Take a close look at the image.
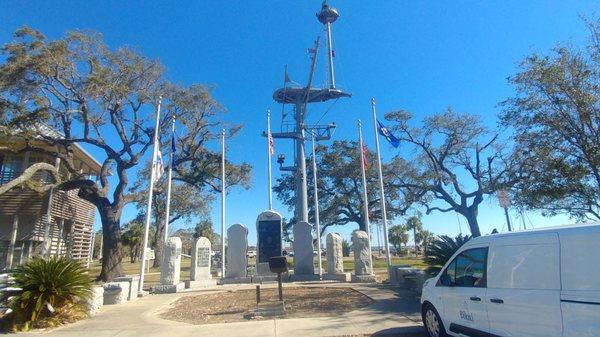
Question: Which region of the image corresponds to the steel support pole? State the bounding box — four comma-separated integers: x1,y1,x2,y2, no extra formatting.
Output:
504,207,512,232
267,110,273,210
221,128,226,278
163,115,176,243
295,103,309,223
325,22,336,88
358,120,374,271
139,98,162,294
311,133,322,278
371,98,392,268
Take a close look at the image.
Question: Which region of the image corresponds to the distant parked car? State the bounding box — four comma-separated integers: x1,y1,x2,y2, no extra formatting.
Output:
420,224,600,337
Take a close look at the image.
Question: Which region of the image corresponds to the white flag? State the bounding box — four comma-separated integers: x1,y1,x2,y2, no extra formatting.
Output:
153,150,164,182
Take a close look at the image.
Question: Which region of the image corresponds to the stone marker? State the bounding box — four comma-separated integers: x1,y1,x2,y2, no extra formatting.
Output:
86,285,104,315
114,275,139,301
226,224,248,278
256,210,283,276
351,230,376,283
326,233,344,274
154,237,185,293
191,237,212,281
322,232,351,282
161,236,182,285
293,221,314,276
103,281,129,305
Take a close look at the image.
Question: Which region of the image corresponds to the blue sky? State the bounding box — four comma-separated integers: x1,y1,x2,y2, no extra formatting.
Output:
2,1,598,244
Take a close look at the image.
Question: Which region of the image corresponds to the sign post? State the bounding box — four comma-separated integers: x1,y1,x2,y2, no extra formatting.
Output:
497,190,512,232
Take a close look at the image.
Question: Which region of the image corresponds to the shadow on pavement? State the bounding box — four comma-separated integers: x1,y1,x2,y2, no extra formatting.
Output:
371,326,426,336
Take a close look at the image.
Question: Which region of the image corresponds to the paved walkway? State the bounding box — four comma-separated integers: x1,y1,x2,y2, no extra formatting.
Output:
20,283,425,337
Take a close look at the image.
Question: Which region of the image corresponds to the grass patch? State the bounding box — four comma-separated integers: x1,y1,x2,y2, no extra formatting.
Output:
88,254,427,287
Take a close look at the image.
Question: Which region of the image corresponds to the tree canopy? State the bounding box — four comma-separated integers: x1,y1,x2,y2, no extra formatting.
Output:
273,140,415,236
501,19,600,221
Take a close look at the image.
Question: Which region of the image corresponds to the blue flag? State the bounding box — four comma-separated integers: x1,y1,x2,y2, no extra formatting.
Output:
377,120,400,148
171,132,177,153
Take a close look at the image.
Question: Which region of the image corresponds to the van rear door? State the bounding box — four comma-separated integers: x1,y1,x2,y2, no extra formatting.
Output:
559,226,600,337
486,233,561,337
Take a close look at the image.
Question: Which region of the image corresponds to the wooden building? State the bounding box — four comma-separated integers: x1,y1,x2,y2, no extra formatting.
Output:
0,136,101,270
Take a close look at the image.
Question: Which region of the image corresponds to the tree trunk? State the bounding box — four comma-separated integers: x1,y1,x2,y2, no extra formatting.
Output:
464,211,482,237
358,215,367,232
413,228,417,257
152,226,163,268
98,209,124,281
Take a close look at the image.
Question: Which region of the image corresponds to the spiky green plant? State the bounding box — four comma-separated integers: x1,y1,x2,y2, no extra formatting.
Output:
424,234,471,269
7,256,92,329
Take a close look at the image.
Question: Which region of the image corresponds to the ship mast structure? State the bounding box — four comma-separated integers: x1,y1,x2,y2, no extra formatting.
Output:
269,1,351,223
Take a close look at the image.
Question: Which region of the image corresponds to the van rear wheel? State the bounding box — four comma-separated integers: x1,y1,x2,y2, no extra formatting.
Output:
422,303,447,337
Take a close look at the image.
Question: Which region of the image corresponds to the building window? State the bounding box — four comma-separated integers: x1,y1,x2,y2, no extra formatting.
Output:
0,154,23,183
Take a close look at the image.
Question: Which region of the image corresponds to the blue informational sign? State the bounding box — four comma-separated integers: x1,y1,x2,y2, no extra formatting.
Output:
258,220,282,263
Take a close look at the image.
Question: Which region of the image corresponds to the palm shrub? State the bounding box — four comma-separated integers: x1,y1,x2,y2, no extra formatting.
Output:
424,234,471,273
5,256,92,330
341,239,351,257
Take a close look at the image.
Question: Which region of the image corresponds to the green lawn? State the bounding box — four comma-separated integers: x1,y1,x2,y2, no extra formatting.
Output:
88,253,426,288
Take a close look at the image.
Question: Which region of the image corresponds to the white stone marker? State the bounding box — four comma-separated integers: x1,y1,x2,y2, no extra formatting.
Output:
161,236,182,285
226,224,248,278
293,221,314,276
326,233,344,274
191,237,212,281
351,230,376,283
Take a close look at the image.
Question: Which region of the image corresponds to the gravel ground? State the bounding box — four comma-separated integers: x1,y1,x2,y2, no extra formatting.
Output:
160,286,375,324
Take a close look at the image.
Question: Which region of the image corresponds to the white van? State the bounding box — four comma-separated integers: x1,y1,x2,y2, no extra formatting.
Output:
420,224,600,337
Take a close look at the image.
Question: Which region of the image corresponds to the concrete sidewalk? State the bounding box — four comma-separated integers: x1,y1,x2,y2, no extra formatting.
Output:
19,284,425,337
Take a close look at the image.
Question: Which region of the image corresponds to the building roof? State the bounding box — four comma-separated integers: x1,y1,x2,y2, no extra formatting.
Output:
0,124,102,175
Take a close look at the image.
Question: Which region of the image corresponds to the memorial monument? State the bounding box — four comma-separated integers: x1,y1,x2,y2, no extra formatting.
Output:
186,236,217,289
323,232,350,281
154,236,185,293
351,230,376,283
256,210,283,276
225,224,249,280
292,221,316,279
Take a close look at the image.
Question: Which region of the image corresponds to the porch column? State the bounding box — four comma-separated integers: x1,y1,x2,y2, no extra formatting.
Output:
56,219,64,256
41,156,60,259
18,241,25,265
27,241,33,260
6,215,18,269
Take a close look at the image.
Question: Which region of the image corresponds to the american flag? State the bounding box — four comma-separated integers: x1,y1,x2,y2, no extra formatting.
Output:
268,133,275,155
361,141,369,171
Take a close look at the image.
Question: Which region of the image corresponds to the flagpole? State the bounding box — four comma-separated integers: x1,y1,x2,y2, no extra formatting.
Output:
267,110,273,210
221,128,226,278
139,97,162,295
370,97,392,268
310,132,322,279
163,115,176,243
358,119,373,271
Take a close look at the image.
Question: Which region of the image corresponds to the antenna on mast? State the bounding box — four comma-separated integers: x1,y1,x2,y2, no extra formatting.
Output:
317,1,340,89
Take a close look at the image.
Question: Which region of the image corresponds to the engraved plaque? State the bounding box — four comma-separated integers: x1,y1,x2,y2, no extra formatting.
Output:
196,247,210,268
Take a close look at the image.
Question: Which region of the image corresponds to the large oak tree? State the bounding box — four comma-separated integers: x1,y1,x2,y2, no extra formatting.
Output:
385,109,521,237
0,28,250,280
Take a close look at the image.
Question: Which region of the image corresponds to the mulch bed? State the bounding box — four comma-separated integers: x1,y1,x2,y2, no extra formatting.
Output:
160,286,375,324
